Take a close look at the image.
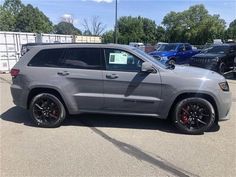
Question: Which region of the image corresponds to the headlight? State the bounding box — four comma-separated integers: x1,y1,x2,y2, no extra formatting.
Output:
219,82,229,91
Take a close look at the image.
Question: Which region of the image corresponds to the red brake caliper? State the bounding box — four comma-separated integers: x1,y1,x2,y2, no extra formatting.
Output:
181,108,189,124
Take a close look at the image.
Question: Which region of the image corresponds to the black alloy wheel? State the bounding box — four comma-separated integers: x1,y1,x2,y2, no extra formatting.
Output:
173,97,215,134
30,93,66,128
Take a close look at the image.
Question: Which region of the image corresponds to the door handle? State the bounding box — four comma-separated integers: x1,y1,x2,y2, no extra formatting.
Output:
57,71,69,76
106,74,119,79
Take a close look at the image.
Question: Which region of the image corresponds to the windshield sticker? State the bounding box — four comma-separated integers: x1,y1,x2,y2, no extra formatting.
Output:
109,53,128,64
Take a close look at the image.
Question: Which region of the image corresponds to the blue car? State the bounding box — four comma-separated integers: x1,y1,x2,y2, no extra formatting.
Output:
149,43,200,65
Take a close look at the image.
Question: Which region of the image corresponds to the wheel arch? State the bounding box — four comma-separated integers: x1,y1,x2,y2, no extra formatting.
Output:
27,87,68,114
168,92,219,122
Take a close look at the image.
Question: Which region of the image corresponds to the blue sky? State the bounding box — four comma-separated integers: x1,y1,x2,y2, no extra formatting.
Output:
1,0,236,31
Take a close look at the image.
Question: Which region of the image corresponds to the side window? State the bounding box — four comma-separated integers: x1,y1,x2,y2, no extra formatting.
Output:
104,49,143,72
62,48,102,70
185,44,192,51
28,49,64,67
178,44,184,52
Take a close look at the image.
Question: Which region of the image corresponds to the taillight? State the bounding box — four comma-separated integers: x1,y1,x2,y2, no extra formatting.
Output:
10,69,20,77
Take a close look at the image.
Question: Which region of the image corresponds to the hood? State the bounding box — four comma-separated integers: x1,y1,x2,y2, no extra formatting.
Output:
149,51,177,57
192,52,225,59
172,65,224,81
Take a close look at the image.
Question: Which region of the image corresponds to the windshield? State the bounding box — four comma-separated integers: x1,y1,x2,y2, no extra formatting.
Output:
133,48,166,68
204,46,229,54
158,44,178,51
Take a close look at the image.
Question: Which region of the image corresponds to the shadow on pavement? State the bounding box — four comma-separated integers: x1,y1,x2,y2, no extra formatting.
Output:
1,106,220,134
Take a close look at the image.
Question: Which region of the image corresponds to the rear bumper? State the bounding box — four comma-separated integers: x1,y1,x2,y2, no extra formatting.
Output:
10,84,28,109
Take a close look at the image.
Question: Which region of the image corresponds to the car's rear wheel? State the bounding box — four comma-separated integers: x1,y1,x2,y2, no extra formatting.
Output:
29,93,66,128
172,97,215,134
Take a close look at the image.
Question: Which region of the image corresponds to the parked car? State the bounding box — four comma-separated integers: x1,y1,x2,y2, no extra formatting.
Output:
149,43,200,65
129,42,145,51
10,44,231,134
190,43,236,74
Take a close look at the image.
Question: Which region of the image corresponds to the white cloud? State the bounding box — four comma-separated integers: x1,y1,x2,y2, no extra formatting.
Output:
82,0,113,3
61,14,74,24
62,14,72,19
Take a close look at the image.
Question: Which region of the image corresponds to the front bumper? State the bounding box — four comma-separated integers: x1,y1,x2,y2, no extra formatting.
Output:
216,89,232,121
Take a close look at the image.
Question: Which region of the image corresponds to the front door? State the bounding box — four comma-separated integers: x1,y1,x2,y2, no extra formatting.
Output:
102,48,162,115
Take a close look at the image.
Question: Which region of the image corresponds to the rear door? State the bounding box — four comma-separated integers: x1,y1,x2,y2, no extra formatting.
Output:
59,47,104,111
102,48,162,115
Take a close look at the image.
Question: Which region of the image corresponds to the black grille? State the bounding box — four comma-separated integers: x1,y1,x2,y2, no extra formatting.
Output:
192,58,210,64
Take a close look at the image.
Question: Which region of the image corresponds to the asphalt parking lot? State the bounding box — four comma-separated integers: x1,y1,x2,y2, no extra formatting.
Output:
0,74,236,177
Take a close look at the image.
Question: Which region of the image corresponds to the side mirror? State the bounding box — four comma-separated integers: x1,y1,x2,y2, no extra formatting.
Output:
141,62,155,73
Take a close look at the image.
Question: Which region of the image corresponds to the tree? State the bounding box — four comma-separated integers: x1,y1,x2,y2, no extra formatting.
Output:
15,4,53,33
117,16,143,44
102,30,114,43
141,17,157,44
162,4,226,44
82,16,106,36
156,26,166,42
117,16,162,44
0,5,15,31
0,0,23,31
3,0,23,16
54,21,81,35
226,19,236,40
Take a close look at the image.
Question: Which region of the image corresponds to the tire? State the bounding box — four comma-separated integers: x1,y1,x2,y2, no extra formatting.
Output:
29,93,66,128
172,97,215,134
168,59,175,65
218,62,226,75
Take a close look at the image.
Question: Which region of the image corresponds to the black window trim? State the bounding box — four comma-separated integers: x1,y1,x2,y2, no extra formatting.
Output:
28,47,105,70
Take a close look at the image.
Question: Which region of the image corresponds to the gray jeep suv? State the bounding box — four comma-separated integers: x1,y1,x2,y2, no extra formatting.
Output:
10,44,232,134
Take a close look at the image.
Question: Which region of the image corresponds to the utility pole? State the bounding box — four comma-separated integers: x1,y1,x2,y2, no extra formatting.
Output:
114,0,118,44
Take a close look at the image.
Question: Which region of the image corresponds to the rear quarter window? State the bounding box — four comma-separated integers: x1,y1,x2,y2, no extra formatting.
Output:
28,48,65,67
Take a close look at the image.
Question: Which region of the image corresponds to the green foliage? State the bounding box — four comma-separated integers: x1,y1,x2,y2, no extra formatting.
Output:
54,22,81,35
0,0,53,33
162,4,226,45
3,0,23,16
226,19,236,40
117,16,162,44
0,0,23,31
15,4,53,33
156,26,166,42
0,5,15,31
102,30,114,43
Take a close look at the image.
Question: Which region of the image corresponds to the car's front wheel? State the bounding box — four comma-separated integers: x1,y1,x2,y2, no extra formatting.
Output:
29,93,66,128
218,62,226,75
172,97,215,134
168,59,175,65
